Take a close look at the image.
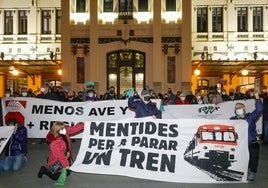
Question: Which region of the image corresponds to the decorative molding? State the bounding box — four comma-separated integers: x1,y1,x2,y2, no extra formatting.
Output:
71,37,181,45
98,38,122,44
70,38,90,44
161,37,181,43
98,37,153,44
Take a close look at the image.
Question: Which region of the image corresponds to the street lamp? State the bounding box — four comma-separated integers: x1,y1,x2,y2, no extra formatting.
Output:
242,70,248,76
194,69,201,76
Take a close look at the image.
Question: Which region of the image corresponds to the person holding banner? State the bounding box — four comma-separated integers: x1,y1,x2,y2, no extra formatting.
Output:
45,121,84,162
38,121,85,184
2,118,27,172
37,122,72,185
128,89,162,119
230,90,263,182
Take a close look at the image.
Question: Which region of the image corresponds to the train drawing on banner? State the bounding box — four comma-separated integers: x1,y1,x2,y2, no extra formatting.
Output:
184,124,244,181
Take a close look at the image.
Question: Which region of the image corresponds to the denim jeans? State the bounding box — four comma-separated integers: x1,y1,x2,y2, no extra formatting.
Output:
263,120,268,142
3,154,27,171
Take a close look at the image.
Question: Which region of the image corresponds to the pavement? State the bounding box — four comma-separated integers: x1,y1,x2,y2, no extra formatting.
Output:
0,139,268,188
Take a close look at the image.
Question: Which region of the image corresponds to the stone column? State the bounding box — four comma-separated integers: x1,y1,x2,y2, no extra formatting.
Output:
181,0,192,92
152,0,162,92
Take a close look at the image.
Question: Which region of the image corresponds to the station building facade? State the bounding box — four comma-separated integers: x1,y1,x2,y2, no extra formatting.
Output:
0,0,267,97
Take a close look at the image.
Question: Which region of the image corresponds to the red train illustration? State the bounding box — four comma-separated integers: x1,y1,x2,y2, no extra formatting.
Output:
184,124,238,170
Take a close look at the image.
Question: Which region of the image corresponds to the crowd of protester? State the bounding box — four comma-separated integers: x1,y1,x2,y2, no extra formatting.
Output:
1,83,267,106
2,83,267,141
1,83,268,144
0,82,267,183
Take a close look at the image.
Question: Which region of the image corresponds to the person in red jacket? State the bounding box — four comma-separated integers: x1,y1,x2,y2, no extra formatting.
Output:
45,121,84,161
37,121,84,181
175,92,190,105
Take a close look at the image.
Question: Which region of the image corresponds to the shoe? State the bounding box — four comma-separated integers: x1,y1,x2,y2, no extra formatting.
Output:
247,171,256,181
37,166,47,178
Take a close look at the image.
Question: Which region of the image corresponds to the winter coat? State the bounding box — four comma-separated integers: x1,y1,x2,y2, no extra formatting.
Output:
46,136,69,170
230,99,263,145
46,122,84,160
5,125,27,156
128,96,162,119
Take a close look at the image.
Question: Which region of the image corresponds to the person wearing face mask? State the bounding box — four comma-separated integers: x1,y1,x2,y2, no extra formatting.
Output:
45,121,84,163
175,92,190,105
194,90,204,104
230,90,263,181
128,89,162,119
18,87,33,98
85,89,99,102
37,121,76,185
64,89,80,102
103,86,117,100
21,88,29,97
36,83,59,101
3,88,12,98
2,118,27,172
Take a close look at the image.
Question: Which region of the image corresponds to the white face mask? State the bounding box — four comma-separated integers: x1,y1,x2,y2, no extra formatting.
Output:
88,93,94,97
22,92,27,97
235,109,244,117
59,128,67,135
222,92,226,95
40,87,45,92
180,97,186,101
5,93,10,97
196,95,201,100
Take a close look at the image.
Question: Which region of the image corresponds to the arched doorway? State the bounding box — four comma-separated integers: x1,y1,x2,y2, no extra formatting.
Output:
107,50,145,98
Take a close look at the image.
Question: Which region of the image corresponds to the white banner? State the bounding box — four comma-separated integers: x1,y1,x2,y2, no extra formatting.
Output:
0,98,262,137
0,126,14,154
70,117,249,183
1,98,137,138
163,100,263,134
